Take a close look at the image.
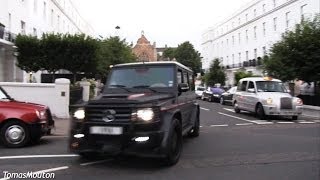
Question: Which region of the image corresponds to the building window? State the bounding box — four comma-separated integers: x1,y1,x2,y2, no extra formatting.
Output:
232,21,234,28
254,26,257,39
262,46,267,56
232,54,235,65
33,28,37,36
263,22,266,36
8,13,12,31
246,30,248,42
273,0,276,7
21,21,26,35
254,49,257,59
33,0,38,13
273,17,277,31
238,53,241,64
232,35,235,46
226,38,229,46
57,15,60,31
43,2,47,19
245,14,248,22
262,4,266,13
254,9,257,17
285,12,290,28
246,51,249,61
238,18,241,25
51,9,54,26
301,4,307,19
238,32,241,44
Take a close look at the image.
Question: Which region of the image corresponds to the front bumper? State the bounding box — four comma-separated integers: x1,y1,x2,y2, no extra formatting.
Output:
263,105,303,116
69,122,166,158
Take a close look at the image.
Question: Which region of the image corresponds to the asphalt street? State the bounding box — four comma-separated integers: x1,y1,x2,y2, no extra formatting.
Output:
0,100,319,180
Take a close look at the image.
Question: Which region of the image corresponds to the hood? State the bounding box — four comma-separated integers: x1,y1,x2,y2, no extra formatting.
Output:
4,100,47,111
257,92,292,100
89,93,174,105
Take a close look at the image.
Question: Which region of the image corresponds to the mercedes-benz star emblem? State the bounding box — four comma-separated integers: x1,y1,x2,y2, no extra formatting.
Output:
102,109,116,122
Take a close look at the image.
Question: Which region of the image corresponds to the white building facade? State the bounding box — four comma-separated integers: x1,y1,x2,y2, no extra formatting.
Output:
0,0,94,82
201,0,320,86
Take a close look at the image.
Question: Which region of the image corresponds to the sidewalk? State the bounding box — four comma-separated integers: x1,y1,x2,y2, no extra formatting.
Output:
302,105,320,118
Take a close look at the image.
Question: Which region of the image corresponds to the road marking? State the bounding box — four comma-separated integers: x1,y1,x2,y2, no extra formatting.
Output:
297,121,315,124
276,121,295,124
251,121,274,125
0,154,78,160
223,108,234,112
210,124,228,127
218,112,257,124
80,159,112,166
235,123,253,126
200,107,210,111
0,166,69,180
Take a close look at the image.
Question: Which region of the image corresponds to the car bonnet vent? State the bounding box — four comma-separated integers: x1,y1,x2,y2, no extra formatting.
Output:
102,94,129,99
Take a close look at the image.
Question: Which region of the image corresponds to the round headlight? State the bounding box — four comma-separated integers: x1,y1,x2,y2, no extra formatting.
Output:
137,108,154,121
266,98,273,104
74,109,85,120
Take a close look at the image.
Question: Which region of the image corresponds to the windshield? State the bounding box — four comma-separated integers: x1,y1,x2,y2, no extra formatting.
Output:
107,66,174,89
0,88,9,99
196,87,205,91
256,81,286,92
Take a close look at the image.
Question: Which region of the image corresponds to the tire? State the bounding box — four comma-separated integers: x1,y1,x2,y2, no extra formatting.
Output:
292,116,298,120
256,103,266,120
0,120,30,148
209,96,213,102
234,102,241,113
188,110,200,138
220,97,225,105
201,94,205,100
163,119,182,166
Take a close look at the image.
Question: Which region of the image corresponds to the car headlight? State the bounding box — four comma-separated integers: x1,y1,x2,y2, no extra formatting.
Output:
36,110,46,120
266,98,273,104
296,98,303,105
136,108,154,121
74,109,85,120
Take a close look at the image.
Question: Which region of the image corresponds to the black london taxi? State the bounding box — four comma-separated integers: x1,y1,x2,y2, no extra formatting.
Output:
69,61,200,165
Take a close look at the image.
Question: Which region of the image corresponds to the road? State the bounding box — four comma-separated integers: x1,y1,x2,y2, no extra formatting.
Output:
0,100,319,180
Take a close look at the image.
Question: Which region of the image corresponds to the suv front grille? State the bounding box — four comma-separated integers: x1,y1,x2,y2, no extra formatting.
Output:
85,104,132,123
280,97,292,109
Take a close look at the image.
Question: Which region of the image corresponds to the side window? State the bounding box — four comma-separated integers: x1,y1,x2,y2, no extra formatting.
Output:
177,69,183,84
247,81,255,91
239,81,248,91
188,72,195,91
183,72,188,84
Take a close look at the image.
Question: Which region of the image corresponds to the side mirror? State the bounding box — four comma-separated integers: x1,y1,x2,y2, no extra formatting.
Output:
178,83,189,93
247,88,256,93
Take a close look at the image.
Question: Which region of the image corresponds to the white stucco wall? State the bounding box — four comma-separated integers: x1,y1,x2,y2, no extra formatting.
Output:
0,78,70,118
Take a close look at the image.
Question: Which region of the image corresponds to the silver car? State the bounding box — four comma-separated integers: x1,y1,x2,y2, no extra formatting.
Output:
233,77,303,120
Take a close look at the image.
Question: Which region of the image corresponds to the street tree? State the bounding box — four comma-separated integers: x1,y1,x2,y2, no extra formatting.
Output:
15,35,43,73
96,36,136,79
204,58,226,86
234,70,254,86
263,15,320,83
162,47,176,60
174,41,202,75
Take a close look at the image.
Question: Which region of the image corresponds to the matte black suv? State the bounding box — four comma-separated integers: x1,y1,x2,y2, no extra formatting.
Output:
69,61,200,165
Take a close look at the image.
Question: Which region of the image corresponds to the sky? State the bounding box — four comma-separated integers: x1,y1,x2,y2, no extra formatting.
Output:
73,0,253,51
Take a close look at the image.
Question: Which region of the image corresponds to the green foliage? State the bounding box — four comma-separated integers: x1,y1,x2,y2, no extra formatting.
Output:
15,35,42,72
96,36,136,78
204,58,226,86
162,47,176,60
174,41,202,75
264,15,320,82
234,70,254,86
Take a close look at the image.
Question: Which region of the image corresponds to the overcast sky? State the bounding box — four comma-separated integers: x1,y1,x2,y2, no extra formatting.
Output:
73,0,253,51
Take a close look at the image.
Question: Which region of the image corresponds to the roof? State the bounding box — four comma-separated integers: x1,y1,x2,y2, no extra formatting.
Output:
113,61,193,72
240,77,282,82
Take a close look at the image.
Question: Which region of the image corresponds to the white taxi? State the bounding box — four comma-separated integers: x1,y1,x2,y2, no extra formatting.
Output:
233,77,303,120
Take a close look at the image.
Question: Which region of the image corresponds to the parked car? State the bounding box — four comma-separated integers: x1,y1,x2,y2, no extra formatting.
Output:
195,86,205,99
0,86,54,147
220,86,237,105
233,77,303,120
69,61,200,166
202,87,225,102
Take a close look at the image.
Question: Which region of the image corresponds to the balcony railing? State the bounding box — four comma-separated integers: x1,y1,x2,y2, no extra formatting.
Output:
225,58,263,69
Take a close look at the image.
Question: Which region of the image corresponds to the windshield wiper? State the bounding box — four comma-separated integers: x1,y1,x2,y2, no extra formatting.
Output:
132,85,158,93
109,84,131,92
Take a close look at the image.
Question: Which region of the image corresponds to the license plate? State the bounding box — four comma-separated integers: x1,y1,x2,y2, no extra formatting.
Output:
90,126,123,135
